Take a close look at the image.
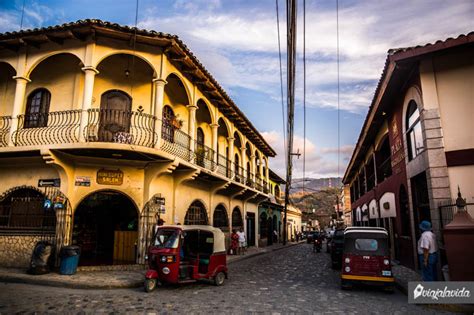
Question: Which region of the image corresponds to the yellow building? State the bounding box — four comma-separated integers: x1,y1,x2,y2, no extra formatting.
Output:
0,20,276,267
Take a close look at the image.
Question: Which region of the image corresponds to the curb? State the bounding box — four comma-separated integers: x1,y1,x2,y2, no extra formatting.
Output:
0,275,143,290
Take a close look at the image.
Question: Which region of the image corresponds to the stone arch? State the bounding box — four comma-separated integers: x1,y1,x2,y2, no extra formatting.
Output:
196,98,214,125
73,189,139,265
0,62,17,115
94,50,157,77
185,199,209,225
213,203,229,231
26,51,84,78
231,206,244,230
165,72,191,106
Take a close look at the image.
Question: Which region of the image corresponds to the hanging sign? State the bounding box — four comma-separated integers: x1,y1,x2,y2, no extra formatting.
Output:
75,176,91,187
38,178,60,187
43,199,52,210
97,169,123,185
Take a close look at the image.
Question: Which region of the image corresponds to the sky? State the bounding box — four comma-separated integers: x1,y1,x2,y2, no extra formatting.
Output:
0,0,472,179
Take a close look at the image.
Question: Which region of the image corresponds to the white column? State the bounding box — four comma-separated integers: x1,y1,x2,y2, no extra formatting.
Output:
79,66,99,142
228,136,235,178
259,155,264,184
241,147,247,179
153,78,167,148
187,104,197,153
250,154,256,181
265,159,270,188
210,123,219,163
8,76,31,146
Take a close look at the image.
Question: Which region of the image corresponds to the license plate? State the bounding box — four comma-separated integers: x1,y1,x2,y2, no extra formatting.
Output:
382,270,391,276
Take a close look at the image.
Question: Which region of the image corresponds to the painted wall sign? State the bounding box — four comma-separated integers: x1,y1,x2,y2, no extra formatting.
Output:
97,169,123,186
38,178,60,187
75,176,91,187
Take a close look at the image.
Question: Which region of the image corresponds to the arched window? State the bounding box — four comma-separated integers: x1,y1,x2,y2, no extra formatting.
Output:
213,204,229,231
184,200,208,225
231,207,243,229
234,153,240,180
25,89,51,128
376,136,392,183
162,105,175,142
0,188,55,230
196,128,205,167
406,100,424,160
274,185,281,198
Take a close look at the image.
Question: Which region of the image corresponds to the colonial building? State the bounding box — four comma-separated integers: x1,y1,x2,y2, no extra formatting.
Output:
257,169,285,246
343,33,473,270
0,20,276,267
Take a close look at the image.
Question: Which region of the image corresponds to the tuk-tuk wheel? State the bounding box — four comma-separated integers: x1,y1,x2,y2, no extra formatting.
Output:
213,272,225,286
144,278,157,292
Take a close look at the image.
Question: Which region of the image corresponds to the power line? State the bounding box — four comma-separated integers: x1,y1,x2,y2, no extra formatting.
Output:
302,0,306,196
336,0,340,179
19,0,26,30
275,0,287,167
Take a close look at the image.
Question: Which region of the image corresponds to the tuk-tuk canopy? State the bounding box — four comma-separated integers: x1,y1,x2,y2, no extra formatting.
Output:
159,225,226,253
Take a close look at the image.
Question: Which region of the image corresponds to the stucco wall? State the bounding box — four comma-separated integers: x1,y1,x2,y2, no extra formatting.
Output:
432,50,474,152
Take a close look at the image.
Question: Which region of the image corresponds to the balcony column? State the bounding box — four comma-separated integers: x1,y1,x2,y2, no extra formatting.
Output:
187,104,198,154
79,66,99,142
227,136,234,178
265,159,270,189
210,123,219,164
241,147,247,179
8,76,31,146
153,78,167,149
250,154,256,182
259,155,264,184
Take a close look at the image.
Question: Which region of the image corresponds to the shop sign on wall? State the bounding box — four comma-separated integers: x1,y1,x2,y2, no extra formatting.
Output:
97,169,123,186
75,176,91,187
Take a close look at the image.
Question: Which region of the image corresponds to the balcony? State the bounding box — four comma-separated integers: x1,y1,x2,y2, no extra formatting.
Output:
1,110,270,194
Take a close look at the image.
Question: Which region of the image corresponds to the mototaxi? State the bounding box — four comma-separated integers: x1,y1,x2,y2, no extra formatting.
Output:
144,225,228,292
340,227,394,291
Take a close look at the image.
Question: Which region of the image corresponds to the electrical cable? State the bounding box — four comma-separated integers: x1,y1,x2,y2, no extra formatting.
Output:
275,0,287,168
302,0,306,197
20,0,26,30
336,0,340,180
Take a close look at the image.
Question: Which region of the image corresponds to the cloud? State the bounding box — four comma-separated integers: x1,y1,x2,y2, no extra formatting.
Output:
262,130,347,178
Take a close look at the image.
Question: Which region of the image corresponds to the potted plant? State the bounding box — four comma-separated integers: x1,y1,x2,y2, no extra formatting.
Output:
171,115,183,129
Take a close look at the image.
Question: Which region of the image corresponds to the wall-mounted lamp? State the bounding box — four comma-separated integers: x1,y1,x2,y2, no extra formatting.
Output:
125,69,130,77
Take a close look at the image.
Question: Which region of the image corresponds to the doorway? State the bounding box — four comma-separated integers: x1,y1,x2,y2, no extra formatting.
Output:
246,213,255,247
73,190,138,266
99,90,132,142
411,172,431,239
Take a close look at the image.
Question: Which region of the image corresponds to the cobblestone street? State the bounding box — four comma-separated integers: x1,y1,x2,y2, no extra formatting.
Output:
0,244,444,314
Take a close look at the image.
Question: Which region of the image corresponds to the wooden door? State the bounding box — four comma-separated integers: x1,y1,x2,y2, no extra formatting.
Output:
113,230,138,263
99,90,132,142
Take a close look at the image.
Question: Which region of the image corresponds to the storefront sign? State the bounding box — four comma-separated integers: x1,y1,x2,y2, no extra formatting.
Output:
75,176,91,187
97,169,123,185
38,178,60,187
389,118,405,174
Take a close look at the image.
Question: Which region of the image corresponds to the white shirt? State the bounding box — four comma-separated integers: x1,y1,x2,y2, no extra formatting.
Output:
417,231,437,255
237,231,246,242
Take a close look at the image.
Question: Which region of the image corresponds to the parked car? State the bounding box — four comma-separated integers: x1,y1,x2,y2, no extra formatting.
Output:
330,229,345,269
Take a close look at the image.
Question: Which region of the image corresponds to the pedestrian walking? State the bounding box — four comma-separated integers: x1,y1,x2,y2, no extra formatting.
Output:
273,230,278,243
417,220,438,281
237,228,246,255
230,229,239,255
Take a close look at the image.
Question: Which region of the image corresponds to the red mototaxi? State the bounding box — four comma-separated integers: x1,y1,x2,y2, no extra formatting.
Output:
341,227,394,290
144,225,228,292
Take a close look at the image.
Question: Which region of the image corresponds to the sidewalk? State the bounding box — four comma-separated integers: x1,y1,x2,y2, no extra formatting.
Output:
0,241,303,290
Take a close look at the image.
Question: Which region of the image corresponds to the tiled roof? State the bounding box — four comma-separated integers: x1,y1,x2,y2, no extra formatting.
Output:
0,19,276,157
343,32,473,183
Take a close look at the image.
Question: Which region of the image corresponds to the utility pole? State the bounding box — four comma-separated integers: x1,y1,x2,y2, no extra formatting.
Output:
283,0,297,246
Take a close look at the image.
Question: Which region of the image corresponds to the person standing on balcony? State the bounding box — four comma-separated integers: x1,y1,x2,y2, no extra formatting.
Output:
417,220,438,281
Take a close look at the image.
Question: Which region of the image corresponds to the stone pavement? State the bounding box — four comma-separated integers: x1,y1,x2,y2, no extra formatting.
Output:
0,241,302,290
